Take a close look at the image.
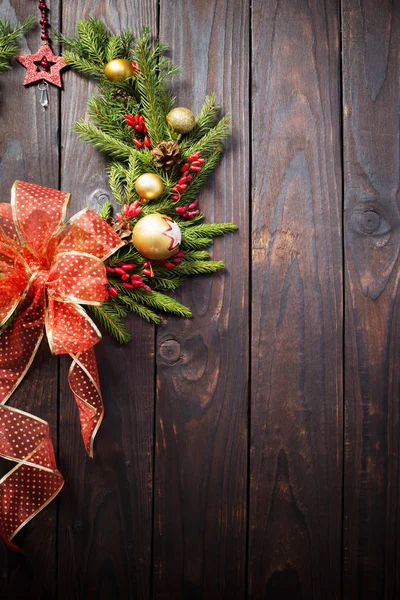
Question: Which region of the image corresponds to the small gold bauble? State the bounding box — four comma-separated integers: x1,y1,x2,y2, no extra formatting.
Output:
104,59,134,82
135,173,164,200
132,213,181,260
166,107,196,134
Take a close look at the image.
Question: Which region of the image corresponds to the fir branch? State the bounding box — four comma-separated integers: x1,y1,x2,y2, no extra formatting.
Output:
181,222,237,249
73,120,133,160
89,303,130,343
62,50,104,76
117,295,161,324
132,28,177,144
189,95,223,144
99,201,113,219
0,17,35,72
118,287,192,318
174,260,225,276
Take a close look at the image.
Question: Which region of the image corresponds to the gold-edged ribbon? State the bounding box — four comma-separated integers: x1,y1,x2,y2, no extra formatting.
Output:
0,181,124,548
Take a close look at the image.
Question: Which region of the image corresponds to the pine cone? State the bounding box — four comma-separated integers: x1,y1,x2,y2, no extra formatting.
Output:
151,141,182,170
111,89,134,107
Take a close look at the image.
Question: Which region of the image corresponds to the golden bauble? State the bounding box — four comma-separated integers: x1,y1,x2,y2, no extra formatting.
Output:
132,213,181,260
135,173,165,200
104,59,134,82
166,107,196,134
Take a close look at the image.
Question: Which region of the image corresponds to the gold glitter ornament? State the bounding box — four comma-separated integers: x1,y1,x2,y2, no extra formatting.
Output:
166,107,196,134
132,213,181,260
135,173,165,200
104,59,134,82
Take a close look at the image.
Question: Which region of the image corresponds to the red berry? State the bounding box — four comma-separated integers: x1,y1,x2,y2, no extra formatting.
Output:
172,257,183,264
109,286,118,298
142,284,152,292
143,269,152,277
144,136,151,147
106,266,115,273
133,139,143,148
114,267,126,275
121,273,130,281
132,281,144,288
171,194,180,201
164,262,175,269
180,163,190,173
120,263,136,270
190,165,202,172
123,283,134,289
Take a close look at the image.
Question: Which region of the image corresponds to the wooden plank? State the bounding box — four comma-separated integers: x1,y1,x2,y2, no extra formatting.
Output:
249,1,343,597
57,3,157,599
154,1,250,598
0,1,61,598
342,2,400,598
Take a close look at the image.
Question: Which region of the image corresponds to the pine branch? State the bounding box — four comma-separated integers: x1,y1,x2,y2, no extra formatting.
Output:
174,260,225,276
89,303,130,343
118,287,192,318
117,295,161,324
0,17,35,72
73,120,133,160
132,28,179,144
99,201,113,219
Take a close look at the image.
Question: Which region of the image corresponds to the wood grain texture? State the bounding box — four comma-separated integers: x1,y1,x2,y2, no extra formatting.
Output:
0,1,61,598
342,2,400,598
58,3,157,599
249,1,343,598
153,1,250,598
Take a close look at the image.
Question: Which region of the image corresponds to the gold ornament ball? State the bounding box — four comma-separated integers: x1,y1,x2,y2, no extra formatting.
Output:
132,213,181,260
135,173,165,200
104,59,135,82
166,107,196,134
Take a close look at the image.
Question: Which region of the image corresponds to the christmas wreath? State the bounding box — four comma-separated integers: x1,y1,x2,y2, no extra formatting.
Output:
59,18,236,342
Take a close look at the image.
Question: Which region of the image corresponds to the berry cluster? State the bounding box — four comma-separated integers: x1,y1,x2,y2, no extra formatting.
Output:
116,201,143,222
106,262,152,298
142,250,186,277
125,113,151,148
171,151,204,220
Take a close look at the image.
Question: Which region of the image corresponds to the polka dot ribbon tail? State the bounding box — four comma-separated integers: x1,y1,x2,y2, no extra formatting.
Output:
0,181,124,548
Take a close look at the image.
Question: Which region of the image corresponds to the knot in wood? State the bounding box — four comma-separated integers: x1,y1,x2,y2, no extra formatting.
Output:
159,339,181,363
359,210,381,234
95,191,110,205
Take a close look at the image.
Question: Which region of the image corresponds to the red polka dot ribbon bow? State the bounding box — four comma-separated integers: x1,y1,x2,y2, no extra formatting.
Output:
0,181,124,549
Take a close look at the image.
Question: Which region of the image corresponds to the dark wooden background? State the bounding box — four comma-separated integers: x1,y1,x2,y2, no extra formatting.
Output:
0,0,399,598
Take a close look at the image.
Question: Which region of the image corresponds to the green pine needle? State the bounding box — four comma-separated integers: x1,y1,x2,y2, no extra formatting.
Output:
0,17,35,72
89,303,131,344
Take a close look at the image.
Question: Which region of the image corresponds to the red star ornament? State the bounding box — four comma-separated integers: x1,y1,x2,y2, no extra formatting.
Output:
16,44,67,88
